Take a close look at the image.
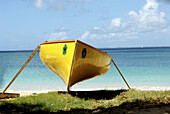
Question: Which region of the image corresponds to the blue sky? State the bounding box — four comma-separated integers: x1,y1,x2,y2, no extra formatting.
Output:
0,0,170,50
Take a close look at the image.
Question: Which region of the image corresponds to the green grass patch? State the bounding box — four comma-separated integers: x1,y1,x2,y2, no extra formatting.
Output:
0,89,170,113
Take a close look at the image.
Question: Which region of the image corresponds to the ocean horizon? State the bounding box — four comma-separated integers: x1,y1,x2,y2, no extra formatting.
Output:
0,46,170,52
0,47,170,92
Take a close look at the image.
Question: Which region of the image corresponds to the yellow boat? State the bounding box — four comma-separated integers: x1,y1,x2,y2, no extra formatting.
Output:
1,39,131,95
40,40,112,90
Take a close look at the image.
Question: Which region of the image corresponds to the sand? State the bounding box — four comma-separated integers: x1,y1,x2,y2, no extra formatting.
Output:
0,89,49,97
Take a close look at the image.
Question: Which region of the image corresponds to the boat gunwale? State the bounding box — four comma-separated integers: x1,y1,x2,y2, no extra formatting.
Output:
40,40,112,59
40,40,76,45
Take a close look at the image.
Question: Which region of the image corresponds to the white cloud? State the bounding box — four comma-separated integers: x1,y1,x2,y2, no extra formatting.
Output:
79,0,168,42
46,32,68,41
58,27,67,31
128,11,137,17
55,27,69,31
33,0,95,9
34,0,44,8
94,27,100,30
80,31,90,40
110,18,121,27
110,33,116,37
128,0,166,31
162,28,168,33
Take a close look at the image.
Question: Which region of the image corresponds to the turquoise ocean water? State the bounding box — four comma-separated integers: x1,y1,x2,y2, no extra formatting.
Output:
0,47,170,91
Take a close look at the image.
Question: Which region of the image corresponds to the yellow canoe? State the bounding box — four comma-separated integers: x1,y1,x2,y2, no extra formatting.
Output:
40,40,112,90
2,39,130,95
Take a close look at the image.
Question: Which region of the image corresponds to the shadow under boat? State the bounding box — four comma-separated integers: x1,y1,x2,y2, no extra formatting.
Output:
58,89,127,100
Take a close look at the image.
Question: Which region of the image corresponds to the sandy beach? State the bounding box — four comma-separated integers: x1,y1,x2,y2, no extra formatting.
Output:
0,89,49,97
1,85,170,97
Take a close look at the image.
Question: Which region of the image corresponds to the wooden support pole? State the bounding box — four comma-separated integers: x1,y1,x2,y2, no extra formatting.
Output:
111,58,131,90
2,45,40,94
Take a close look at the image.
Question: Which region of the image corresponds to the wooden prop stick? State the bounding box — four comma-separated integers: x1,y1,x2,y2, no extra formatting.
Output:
111,59,131,90
2,45,40,94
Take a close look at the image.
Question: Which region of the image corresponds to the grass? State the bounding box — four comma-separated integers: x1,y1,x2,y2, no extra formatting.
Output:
0,89,170,113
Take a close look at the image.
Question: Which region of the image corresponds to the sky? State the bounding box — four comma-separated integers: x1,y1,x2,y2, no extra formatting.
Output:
0,0,170,50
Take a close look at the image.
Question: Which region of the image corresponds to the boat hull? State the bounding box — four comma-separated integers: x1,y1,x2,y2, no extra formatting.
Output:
40,40,112,90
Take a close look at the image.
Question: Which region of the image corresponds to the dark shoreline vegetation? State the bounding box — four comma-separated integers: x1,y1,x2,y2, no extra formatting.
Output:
0,46,170,52
0,89,170,113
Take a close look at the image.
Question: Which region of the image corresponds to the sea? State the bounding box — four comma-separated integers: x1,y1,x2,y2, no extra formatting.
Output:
0,47,170,92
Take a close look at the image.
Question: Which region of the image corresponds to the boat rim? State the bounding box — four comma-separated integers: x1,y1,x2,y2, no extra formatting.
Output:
40,39,112,59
